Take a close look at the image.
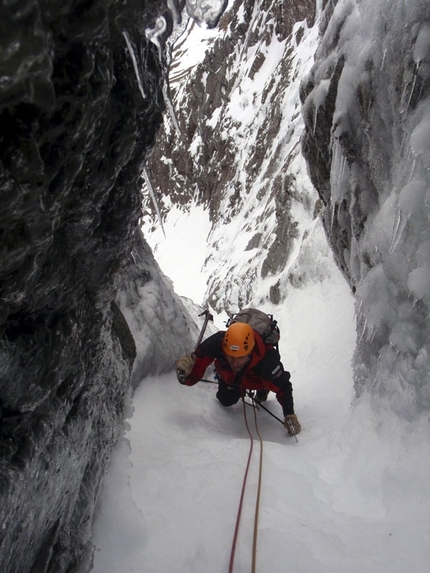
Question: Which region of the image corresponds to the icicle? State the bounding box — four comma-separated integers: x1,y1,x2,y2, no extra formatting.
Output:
312,107,318,136
330,140,339,178
162,76,182,135
358,316,368,344
142,168,166,238
123,31,147,100
399,130,407,157
366,324,377,344
329,200,337,231
330,141,347,204
380,49,386,71
407,61,420,108
145,16,182,136
338,154,347,185
389,208,407,254
407,156,417,184
389,208,401,253
400,80,410,109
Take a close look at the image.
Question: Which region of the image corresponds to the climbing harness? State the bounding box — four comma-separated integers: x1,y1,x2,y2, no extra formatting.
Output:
228,394,264,573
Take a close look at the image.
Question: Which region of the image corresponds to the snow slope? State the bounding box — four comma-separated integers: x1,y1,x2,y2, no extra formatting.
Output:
91,217,430,573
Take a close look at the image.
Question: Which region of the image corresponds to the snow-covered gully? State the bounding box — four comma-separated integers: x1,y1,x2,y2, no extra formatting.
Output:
92,252,430,572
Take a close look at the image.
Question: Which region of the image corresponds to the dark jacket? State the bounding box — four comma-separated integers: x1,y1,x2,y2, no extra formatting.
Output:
183,330,295,415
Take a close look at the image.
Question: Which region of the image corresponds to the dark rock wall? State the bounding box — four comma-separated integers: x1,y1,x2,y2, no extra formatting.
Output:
0,1,175,571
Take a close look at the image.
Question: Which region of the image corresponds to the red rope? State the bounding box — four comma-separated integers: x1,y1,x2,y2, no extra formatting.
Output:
228,399,254,573
228,397,263,573
251,401,263,573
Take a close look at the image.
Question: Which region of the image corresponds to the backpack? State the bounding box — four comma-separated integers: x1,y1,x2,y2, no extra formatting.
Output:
226,308,280,348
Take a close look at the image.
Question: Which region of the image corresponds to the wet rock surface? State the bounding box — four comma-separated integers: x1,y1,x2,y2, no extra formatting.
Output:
0,1,174,571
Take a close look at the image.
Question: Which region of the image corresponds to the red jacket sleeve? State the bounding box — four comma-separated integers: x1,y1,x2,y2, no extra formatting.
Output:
184,331,225,385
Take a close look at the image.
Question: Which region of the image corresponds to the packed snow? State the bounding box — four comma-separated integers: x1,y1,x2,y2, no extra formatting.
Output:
91,211,430,573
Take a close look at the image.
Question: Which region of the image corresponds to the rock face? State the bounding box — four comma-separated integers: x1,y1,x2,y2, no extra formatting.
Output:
145,0,322,313
301,0,430,414
0,1,201,572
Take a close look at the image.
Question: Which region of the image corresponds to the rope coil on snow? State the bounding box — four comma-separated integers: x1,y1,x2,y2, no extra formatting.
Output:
228,396,263,573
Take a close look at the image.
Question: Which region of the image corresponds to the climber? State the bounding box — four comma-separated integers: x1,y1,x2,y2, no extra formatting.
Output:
175,321,301,435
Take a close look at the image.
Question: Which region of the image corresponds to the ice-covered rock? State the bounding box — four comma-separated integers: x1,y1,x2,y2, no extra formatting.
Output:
301,0,430,415
117,229,205,387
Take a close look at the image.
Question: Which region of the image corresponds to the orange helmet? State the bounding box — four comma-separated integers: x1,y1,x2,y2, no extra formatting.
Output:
223,322,255,357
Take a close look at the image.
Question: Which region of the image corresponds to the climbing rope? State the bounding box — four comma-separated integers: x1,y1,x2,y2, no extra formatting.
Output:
250,397,263,573
228,394,264,573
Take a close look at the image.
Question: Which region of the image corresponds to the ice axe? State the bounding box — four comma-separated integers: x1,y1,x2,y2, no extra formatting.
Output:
192,309,214,353
177,309,213,383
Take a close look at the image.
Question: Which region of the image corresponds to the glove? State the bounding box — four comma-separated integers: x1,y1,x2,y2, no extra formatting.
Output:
284,414,301,435
176,355,196,384
254,389,269,403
